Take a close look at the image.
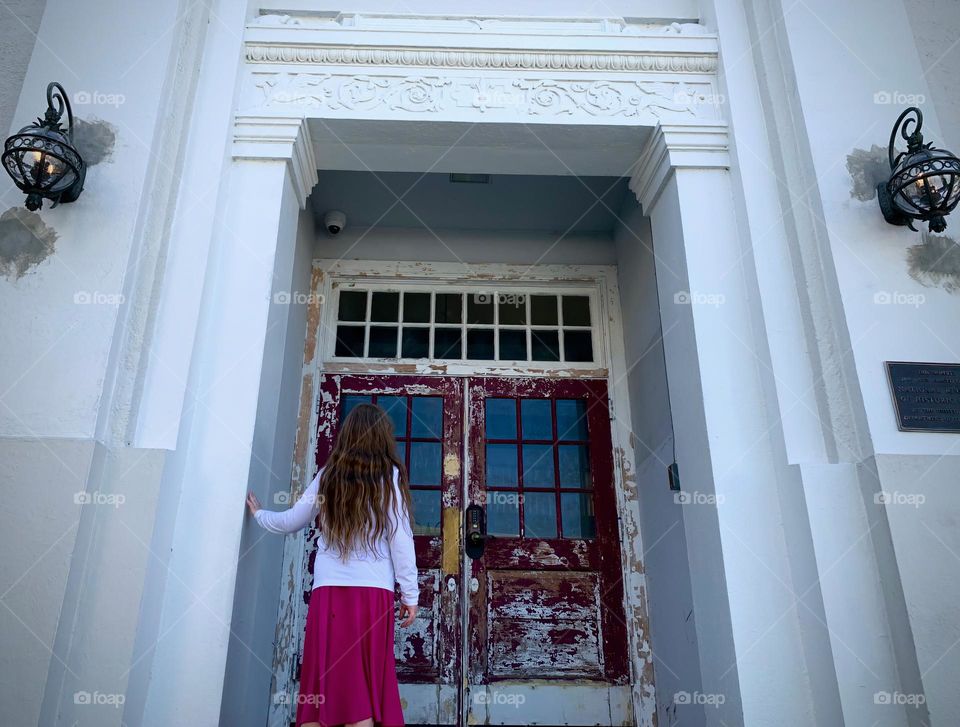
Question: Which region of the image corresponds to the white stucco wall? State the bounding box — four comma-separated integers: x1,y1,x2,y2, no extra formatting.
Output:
906,0,960,152
316,226,617,266
877,453,960,724
0,0,45,137
1,3,202,726
262,0,699,22
757,0,960,722
0,1,186,438
779,0,960,458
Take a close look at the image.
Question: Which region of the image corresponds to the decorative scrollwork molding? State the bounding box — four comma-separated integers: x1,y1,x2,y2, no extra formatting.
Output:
244,72,721,124
245,43,718,74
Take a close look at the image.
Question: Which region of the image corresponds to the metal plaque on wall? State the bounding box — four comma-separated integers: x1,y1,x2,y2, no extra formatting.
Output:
885,361,960,432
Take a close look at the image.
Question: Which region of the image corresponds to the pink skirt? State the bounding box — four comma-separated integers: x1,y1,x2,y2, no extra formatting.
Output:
297,585,405,727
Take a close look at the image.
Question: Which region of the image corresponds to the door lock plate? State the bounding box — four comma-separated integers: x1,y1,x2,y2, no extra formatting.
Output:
465,503,485,559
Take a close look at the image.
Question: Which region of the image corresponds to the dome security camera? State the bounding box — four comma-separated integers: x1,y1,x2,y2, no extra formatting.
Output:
324,210,346,235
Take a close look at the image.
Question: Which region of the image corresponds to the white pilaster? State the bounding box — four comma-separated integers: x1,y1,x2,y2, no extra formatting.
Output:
233,115,319,208
139,118,315,727
631,122,820,725
628,122,730,211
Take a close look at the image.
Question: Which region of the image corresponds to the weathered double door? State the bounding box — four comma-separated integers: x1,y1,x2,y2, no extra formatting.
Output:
309,374,629,724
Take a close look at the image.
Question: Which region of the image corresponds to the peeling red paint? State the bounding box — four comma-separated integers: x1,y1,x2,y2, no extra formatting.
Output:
466,376,630,688
312,374,464,705
288,372,633,720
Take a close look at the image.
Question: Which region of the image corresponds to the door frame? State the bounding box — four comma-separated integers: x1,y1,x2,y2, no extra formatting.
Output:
274,260,653,725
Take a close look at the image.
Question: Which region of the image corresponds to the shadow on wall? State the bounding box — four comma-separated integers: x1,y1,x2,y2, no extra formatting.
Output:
0,117,116,280
847,143,960,292
0,207,57,279
72,118,116,167
907,232,960,292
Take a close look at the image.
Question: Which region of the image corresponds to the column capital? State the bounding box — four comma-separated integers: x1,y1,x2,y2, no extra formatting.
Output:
233,115,318,207
629,123,730,212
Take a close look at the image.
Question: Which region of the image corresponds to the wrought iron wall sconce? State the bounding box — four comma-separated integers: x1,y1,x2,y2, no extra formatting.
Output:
2,82,86,211
877,107,960,233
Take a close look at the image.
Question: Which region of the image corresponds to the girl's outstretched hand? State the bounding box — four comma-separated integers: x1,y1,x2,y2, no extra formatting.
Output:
246,492,262,516
399,603,418,628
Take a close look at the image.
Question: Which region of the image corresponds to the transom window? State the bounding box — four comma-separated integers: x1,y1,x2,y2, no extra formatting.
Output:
483,396,596,539
333,288,595,363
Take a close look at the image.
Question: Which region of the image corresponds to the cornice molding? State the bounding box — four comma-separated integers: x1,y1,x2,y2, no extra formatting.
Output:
245,43,718,74
232,115,317,208
250,12,708,37
629,123,730,211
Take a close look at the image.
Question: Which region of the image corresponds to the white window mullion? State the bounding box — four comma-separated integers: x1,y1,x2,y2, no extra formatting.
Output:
331,283,597,367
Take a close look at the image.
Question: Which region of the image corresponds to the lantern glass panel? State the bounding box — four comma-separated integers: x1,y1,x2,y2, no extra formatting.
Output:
4,154,24,183
892,148,960,218
50,169,76,192
891,149,960,216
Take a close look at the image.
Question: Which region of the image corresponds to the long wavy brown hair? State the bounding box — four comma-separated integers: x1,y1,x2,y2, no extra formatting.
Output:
318,403,413,560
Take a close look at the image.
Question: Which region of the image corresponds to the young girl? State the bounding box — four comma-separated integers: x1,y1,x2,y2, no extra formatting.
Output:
246,403,419,727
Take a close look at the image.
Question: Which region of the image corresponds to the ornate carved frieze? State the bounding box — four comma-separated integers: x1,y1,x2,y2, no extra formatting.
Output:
237,11,724,144
243,72,721,123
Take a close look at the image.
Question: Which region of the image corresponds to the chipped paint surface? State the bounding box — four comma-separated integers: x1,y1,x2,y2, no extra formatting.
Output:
614,433,658,726
464,374,631,727
273,260,656,725
302,267,324,363
490,619,602,677
267,264,330,726
282,373,465,723
602,270,658,727
321,359,610,379
442,508,460,575
291,373,313,483
487,572,604,678
396,570,440,669
443,452,461,479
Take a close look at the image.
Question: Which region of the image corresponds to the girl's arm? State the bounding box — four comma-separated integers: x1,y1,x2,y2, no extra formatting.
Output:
250,471,322,534
388,468,420,607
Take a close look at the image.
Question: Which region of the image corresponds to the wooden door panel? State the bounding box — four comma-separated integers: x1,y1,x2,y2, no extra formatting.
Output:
466,376,629,702
306,374,462,722
488,570,599,620
395,569,439,676
483,538,596,570
487,570,604,679
301,372,629,725
489,619,602,678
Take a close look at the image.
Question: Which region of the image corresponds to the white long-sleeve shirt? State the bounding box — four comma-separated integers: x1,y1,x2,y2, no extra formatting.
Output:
254,466,419,606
